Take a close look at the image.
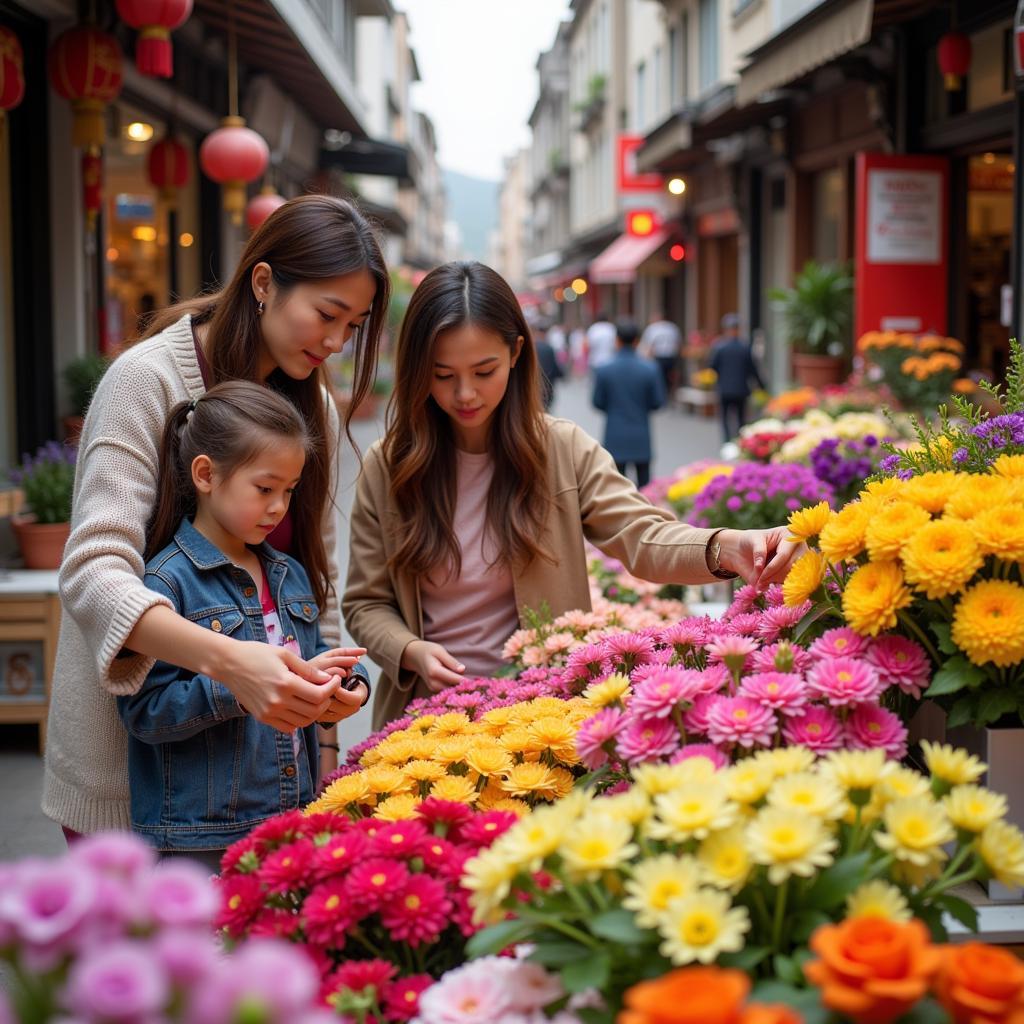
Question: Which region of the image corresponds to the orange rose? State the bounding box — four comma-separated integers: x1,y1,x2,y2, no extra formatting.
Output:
739,1006,804,1024
618,967,750,1024
804,917,941,1024
935,942,1024,1024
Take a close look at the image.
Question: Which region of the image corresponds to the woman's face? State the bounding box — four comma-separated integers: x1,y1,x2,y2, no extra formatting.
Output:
429,323,521,452
255,268,377,381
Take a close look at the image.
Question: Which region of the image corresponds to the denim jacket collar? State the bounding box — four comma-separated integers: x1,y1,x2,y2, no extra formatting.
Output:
172,518,286,572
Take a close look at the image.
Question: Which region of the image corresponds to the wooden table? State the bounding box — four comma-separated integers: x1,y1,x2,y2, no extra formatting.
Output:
0,570,60,752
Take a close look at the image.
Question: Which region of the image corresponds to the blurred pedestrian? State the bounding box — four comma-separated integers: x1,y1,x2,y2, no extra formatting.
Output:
641,311,682,393
710,312,765,443
592,320,665,489
533,321,563,410
586,310,617,369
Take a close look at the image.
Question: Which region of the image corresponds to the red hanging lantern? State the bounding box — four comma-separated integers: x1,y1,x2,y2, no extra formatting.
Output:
937,31,972,91
199,115,269,224
147,134,189,205
48,24,123,148
82,148,103,231
246,186,286,231
115,0,193,79
0,27,25,116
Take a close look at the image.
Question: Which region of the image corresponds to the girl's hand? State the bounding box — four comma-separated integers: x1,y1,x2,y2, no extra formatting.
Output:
310,647,367,677
220,641,343,732
317,680,369,723
718,527,806,589
401,640,465,693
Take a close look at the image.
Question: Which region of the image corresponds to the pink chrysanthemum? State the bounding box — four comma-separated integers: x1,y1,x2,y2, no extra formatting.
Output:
602,631,657,671
382,974,434,1022
705,635,759,674
661,618,708,655
247,907,300,940
258,841,315,894
456,811,519,849
302,879,358,947
807,657,885,707
748,641,813,675
738,672,808,716
865,636,932,699
312,831,369,880
724,612,764,637
705,695,777,748
369,820,429,860
214,874,264,938
219,836,259,878
343,859,410,913
757,602,810,641
574,707,625,769
670,743,729,770
616,715,680,765
846,704,908,759
697,663,732,694
781,706,844,752
725,584,761,618
810,627,871,660
764,584,786,607
380,874,452,946
682,692,719,734
630,668,707,718
248,809,309,851
331,958,396,995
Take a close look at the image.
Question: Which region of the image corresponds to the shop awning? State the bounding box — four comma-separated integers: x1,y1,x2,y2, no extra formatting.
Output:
589,229,670,285
736,0,874,107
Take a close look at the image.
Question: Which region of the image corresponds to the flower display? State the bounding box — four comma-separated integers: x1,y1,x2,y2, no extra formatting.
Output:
737,430,798,464
587,546,689,609
860,330,964,410
808,435,888,505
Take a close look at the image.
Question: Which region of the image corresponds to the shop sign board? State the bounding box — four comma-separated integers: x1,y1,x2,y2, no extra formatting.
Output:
855,153,949,338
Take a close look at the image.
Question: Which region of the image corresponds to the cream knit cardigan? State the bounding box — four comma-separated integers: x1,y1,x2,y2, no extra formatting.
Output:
41,314,342,834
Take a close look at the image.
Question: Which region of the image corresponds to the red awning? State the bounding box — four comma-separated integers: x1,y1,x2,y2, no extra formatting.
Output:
589,229,670,284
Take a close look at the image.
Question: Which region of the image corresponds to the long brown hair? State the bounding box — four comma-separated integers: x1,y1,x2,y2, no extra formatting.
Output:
384,261,550,579
145,381,323,596
145,193,390,608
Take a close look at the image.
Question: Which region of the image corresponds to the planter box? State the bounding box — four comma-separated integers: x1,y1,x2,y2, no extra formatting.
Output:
791,352,845,388
11,515,70,571
946,723,1024,901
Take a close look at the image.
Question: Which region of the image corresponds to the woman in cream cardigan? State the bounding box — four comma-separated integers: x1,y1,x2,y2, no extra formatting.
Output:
344,262,805,732
44,196,387,837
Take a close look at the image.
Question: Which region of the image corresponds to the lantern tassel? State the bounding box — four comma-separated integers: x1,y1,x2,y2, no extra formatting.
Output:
71,98,106,149
136,27,172,78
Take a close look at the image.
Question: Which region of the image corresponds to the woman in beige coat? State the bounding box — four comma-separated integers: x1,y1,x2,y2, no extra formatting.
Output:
344,262,804,732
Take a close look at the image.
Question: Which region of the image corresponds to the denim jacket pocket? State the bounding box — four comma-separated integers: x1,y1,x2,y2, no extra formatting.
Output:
283,597,319,651
188,608,245,636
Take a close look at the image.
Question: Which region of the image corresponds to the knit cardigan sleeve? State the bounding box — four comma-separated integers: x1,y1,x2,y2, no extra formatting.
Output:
58,347,181,697
320,392,342,648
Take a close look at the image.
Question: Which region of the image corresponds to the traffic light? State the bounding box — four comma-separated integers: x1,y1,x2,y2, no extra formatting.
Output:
669,243,686,261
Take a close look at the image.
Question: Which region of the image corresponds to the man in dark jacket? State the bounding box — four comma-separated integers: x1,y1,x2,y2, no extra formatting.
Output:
710,313,765,442
534,320,564,410
591,320,665,488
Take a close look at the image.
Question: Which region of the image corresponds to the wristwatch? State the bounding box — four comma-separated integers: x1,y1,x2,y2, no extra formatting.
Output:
706,529,740,580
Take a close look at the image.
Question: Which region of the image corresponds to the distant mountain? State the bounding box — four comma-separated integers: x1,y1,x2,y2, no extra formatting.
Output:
443,169,498,262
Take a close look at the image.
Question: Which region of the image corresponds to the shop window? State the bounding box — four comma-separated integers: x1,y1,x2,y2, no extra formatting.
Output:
812,167,843,264
698,0,719,94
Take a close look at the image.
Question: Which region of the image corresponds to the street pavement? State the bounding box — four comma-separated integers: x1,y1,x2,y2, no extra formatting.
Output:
0,373,722,859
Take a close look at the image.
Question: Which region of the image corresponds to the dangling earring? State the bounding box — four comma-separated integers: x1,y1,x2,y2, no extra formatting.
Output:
256,299,265,316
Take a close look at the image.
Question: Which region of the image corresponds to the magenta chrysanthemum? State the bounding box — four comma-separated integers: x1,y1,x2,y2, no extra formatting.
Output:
845,704,908,758
258,841,315,894
369,821,429,860
682,692,719,734
704,695,776,748
749,641,813,675
574,707,625,769
630,668,706,718
670,743,729,770
809,627,871,660
781,706,844,752
312,832,369,879
301,879,357,947
214,874,263,938
380,875,452,946
738,672,808,716
343,859,410,913
456,811,519,849
865,635,932,699
382,974,434,1022
616,715,680,764
807,657,885,707
705,635,759,673
602,631,657,671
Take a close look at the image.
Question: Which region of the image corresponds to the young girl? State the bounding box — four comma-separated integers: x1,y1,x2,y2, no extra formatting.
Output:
344,261,805,731
45,195,385,840
118,382,369,866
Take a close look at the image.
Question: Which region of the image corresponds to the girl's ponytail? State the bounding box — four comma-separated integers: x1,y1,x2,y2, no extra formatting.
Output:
145,400,198,561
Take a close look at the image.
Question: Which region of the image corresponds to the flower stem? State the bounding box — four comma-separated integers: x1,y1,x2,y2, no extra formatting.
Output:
771,879,788,953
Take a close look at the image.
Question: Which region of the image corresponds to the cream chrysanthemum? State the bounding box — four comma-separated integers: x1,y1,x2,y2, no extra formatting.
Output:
845,880,912,922
462,845,520,923
560,814,638,880
497,804,569,872
944,785,1007,834
623,854,701,928
822,749,893,795
602,787,653,826
920,741,987,787
697,825,752,892
977,820,1024,889
746,807,837,884
754,746,816,779
632,762,701,797
875,797,954,866
656,889,750,965
649,782,740,842
767,772,847,822
723,759,775,806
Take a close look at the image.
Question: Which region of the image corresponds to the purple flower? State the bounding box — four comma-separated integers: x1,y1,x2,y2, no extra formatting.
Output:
879,454,900,473
726,496,743,512
0,860,99,952
137,860,220,930
69,833,156,884
953,447,969,464
64,941,170,1022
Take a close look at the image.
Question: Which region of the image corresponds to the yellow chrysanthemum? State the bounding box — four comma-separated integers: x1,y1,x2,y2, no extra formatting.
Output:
374,736,418,765
560,815,638,880
767,772,847,821
540,766,577,802
991,454,1024,478
462,845,519,923
429,774,479,805
402,759,448,784
649,782,739,842
891,857,945,889
601,787,652,827
901,518,984,599
920,741,987,787
697,825,751,892
952,580,1024,667
783,550,827,607
481,797,531,816
946,477,1015,520
977,820,1024,889
433,735,477,767
525,717,579,762
409,736,439,760
864,502,933,561
632,762,698,797
945,785,1007,834
465,746,514,779
582,674,632,708
623,854,701,928
364,764,413,796
656,889,750,965
745,807,838,884
313,772,371,812
861,476,905,502
787,501,832,544
972,503,1024,562
431,712,472,735
845,880,912,922
902,471,958,515
819,502,870,563
408,714,436,731
373,793,422,821
498,728,535,756
875,797,954,866
500,762,558,797
479,705,516,729
754,746,815,779
723,760,774,806
841,560,913,636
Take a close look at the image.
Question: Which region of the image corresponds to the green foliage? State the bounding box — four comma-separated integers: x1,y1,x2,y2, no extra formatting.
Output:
9,442,77,524
62,353,110,417
767,261,853,356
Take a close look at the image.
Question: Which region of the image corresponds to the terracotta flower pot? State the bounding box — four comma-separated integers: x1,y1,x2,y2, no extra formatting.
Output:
791,352,846,388
11,513,71,570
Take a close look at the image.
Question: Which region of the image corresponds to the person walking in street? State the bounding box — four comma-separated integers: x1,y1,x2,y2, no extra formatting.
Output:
343,261,806,731
533,320,563,410
591,320,664,489
585,310,617,369
641,311,682,394
42,195,386,842
710,312,765,443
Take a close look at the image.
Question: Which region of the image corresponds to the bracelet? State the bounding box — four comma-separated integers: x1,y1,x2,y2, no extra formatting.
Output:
319,742,340,751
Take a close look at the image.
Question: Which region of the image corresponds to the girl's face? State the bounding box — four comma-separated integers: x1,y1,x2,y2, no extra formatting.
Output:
192,440,306,554
430,323,521,452
255,267,377,381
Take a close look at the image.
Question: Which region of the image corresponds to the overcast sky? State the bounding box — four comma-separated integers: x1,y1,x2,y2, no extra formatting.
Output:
398,0,572,182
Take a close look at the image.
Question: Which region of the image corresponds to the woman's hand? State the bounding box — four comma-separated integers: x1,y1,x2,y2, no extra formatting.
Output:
309,646,367,678
718,527,806,589
401,640,465,693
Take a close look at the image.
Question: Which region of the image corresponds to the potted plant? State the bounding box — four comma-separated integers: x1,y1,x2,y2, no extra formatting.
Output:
768,260,853,388
61,352,109,444
8,442,76,569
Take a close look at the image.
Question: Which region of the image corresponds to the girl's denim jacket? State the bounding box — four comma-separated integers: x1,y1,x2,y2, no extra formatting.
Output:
118,518,364,851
